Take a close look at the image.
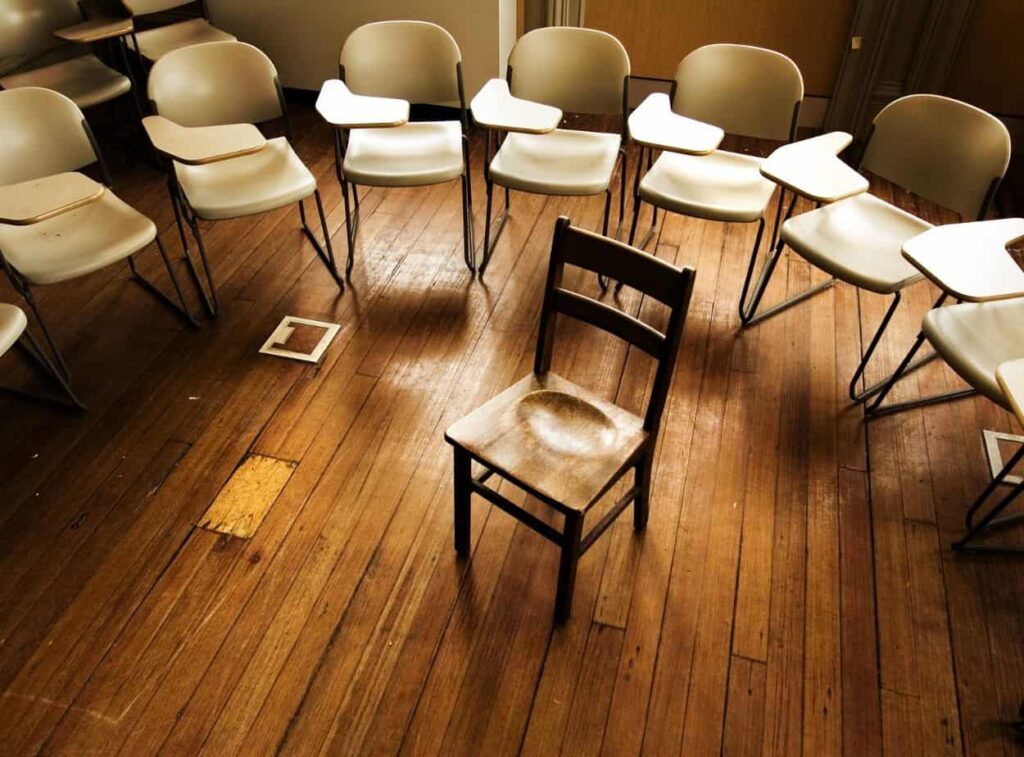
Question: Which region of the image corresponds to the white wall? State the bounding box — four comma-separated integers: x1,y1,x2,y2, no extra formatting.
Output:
206,0,516,99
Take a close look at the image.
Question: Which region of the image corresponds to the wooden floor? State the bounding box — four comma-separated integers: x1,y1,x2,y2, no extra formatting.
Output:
1,107,1022,756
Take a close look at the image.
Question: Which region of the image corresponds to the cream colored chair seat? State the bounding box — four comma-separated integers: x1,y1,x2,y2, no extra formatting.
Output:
174,137,315,220
0,55,130,108
490,129,620,196
0,303,27,356
0,191,156,284
343,121,463,187
129,18,235,61
922,298,1024,407
782,192,931,294
639,149,776,223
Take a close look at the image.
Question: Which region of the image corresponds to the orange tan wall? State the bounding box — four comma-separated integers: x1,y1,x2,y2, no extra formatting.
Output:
584,0,856,96
946,0,1024,117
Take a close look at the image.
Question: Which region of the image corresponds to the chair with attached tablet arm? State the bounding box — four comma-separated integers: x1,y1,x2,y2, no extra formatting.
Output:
0,86,196,408
146,41,343,315
627,43,804,293
474,27,631,280
740,95,1011,413
318,20,475,276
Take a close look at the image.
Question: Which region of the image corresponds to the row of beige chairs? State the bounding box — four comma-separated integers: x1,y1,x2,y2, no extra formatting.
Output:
0,21,1015,412
1,18,1022,614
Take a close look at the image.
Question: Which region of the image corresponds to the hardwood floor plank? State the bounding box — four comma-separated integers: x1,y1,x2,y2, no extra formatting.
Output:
759,255,812,757
722,656,768,757
838,467,883,756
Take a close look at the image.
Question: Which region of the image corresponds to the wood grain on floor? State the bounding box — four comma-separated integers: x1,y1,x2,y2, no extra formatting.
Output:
0,107,1021,756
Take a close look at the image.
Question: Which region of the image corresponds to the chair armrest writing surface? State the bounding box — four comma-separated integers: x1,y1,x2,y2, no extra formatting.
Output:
760,131,869,203
902,218,1024,303
470,79,561,134
315,79,409,129
997,359,1024,427
0,173,105,226
143,116,267,165
627,93,723,155
54,16,134,43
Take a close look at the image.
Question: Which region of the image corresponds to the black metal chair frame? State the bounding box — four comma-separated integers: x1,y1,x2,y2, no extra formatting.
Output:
0,307,85,410
737,122,1004,418
951,440,1024,555
448,217,696,621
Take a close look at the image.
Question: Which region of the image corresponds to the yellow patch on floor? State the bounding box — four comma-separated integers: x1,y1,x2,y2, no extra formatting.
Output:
198,454,296,538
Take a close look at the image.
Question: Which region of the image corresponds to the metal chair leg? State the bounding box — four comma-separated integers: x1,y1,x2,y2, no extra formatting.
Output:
859,292,976,416
598,190,612,290
767,186,787,252
478,178,509,277
618,147,627,238
627,145,659,252
848,291,903,404
166,184,218,318
952,442,1024,554
460,172,476,273
737,192,835,327
460,135,476,273
333,130,359,277
9,328,86,410
339,180,359,277
128,235,199,327
627,195,643,248
180,203,219,318
298,191,345,291
6,270,71,382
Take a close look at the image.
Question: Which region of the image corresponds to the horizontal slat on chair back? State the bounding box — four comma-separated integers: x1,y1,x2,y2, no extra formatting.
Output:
553,289,665,357
556,225,687,306
535,217,697,435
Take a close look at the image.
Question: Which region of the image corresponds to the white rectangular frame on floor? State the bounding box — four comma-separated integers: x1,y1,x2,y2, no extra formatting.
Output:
258,315,341,364
983,429,1024,487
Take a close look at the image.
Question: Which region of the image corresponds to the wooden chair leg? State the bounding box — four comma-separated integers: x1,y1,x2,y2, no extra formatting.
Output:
555,512,584,622
453,446,472,556
634,454,653,530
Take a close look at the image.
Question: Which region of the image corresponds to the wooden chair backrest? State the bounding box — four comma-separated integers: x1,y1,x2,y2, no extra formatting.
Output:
535,216,696,434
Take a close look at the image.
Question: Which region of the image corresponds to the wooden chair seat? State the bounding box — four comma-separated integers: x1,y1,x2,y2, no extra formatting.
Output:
445,372,648,513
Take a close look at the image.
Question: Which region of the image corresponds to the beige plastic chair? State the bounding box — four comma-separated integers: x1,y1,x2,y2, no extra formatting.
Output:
0,87,196,408
317,21,474,275
912,303,1024,553
474,27,631,277
0,0,131,110
122,0,234,63
146,41,342,314
627,44,803,277
857,217,1024,418
740,94,1012,411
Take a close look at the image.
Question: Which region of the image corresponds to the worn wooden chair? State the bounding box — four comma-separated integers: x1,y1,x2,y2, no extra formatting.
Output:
445,217,696,621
